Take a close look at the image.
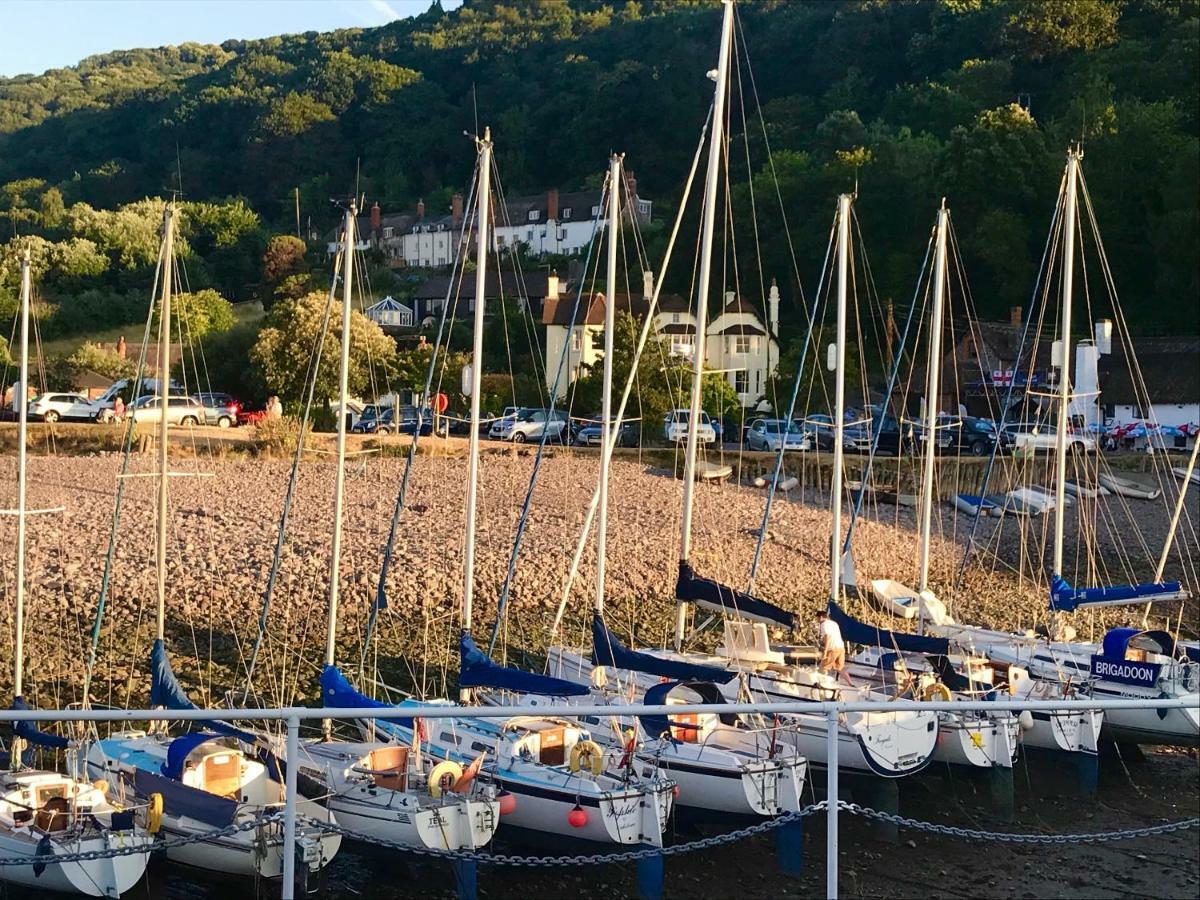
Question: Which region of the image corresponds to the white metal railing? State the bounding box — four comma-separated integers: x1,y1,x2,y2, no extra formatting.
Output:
3,696,1196,900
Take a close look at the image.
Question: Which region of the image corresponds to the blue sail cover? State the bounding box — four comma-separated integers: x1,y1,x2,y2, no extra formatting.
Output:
11,696,69,749
459,633,589,696
641,680,736,740
132,765,238,829
829,600,950,655
319,664,414,727
676,561,796,628
592,613,737,684
150,639,257,744
1100,627,1177,660
1049,574,1185,612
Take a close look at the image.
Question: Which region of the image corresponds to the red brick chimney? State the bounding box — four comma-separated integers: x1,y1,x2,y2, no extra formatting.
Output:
1010,305,1022,327
547,188,559,221
370,201,381,233
417,198,425,220
451,192,463,226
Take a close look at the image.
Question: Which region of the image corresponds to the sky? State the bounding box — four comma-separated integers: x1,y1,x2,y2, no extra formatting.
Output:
0,0,460,78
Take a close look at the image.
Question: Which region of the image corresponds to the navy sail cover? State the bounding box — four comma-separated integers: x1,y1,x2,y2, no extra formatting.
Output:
459,633,590,696
676,561,796,628
641,680,737,739
828,600,950,655
592,613,737,684
11,696,69,749
150,639,257,744
1049,574,1185,612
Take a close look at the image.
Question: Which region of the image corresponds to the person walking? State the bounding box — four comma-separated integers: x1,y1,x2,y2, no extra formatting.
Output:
816,608,848,683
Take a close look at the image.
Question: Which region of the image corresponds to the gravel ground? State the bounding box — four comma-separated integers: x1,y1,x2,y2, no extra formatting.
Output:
0,450,1195,708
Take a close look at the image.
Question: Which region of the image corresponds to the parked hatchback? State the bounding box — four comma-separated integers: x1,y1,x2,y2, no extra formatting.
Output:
745,418,811,452
127,395,207,426
28,392,101,423
490,407,568,443
663,409,717,445
195,392,239,428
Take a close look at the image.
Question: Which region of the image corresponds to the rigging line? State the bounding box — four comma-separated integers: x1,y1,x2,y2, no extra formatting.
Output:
957,163,1070,588
550,104,713,636
362,153,483,659
80,233,164,708
747,212,837,591
244,240,346,688
486,178,610,656
840,218,934,560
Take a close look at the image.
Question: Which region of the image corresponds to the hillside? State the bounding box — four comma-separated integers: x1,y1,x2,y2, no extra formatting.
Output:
0,0,1197,334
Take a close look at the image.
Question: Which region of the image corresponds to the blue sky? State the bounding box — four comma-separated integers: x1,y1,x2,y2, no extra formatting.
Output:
0,0,460,77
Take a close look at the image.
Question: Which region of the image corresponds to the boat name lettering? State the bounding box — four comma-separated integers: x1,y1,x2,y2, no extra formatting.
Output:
1090,656,1161,687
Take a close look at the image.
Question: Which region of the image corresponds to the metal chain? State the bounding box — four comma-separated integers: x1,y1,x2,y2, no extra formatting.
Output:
299,803,827,866
0,812,285,867
839,804,1200,844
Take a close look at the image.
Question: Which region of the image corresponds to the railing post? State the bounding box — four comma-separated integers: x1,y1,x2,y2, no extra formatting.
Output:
282,712,300,900
826,707,839,900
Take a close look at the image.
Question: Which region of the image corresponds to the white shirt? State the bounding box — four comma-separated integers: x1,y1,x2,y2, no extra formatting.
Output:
820,618,844,651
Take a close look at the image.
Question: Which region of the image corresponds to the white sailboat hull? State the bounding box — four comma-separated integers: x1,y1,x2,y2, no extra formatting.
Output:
0,827,152,897
932,714,1020,769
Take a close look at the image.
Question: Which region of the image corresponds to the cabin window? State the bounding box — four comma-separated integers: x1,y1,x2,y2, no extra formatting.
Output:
471,741,489,753
440,732,459,745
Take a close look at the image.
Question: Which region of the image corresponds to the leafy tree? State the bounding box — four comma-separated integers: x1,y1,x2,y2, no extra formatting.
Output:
261,234,308,302
39,187,65,230
64,342,137,380
165,289,236,339
1004,0,1121,60
250,291,397,404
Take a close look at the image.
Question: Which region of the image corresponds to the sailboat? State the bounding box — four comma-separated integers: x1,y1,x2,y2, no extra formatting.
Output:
492,150,806,818
256,202,500,852
82,206,342,877
324,130,675,847
0,250,153,898
928,149,1198,748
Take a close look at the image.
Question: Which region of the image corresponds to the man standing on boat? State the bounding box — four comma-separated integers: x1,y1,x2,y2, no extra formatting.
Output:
816,609,847,683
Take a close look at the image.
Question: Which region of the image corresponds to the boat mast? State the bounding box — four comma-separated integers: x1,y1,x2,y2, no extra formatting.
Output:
155,206,175,643
461,128,492,701
1052,149,1081,580
916,202,949,622
829,194,852,604
596,153,622,616
11,251,32,767
675,0,734,650
324,203,356,671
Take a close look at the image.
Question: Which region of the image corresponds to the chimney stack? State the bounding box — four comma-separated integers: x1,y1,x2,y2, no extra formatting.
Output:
417,198,425,220
1010,305,1022,327
547,269,560,301
768,279,780,335
642,270,654,301
370,201,381,233
547,188,559,222
451,192,463,226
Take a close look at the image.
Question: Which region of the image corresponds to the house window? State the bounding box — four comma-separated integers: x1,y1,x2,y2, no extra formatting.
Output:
571,328,582,352
734,371,749,394
527,229,534,242
528,210,540,222
591,205,601,217
734,335,751,355
672,313,680,324
383,226,394,239
562,207,572,220
497,235,506,246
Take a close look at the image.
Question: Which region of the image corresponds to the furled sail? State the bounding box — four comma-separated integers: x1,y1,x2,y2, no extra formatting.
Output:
592,613,737,684
675,561,795,628
11,696,69,750
828,600,950,655
459,632,589,697
1049,574,1187,612
150,639,255,743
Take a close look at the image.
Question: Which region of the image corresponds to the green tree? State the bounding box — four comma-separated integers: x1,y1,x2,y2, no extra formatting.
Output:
250,291,397,404
261,234,308,302
167,289,236,339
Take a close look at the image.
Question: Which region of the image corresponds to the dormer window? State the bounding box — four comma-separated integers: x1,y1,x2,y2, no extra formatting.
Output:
383,226,394,239
562,207,572,220
528,210,540,222
591,205,601,217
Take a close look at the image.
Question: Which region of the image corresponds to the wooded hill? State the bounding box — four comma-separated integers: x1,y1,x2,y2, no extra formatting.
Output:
0,0,1196,334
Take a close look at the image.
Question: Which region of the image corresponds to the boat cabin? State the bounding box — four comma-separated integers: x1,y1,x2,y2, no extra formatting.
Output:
500,717,588,768
1,771,100,832
175,739,270,804
718,620,816,668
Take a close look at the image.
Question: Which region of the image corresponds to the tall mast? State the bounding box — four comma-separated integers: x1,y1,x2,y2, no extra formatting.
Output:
917,202,949,608
324,204,356,669
596,153,622,616
829,194,851,603
461,128,492,701
675,0,734,649
1052,149,1081,579
155,206,175,643
12,250,31,708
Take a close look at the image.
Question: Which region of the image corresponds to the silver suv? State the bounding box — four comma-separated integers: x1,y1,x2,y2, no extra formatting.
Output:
128,395,207,426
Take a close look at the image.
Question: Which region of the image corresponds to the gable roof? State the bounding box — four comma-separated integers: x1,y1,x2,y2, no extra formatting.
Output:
1100,336,1200,405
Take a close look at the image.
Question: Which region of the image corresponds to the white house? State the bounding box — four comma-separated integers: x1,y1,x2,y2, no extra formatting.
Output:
543,272,781,407
364,296,413,328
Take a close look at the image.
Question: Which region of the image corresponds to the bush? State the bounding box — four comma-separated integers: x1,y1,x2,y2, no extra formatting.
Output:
251,415,301,456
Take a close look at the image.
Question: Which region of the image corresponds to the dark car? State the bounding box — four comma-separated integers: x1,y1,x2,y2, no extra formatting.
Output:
806,409,911,455
915,415,1008,456
573,416,640,447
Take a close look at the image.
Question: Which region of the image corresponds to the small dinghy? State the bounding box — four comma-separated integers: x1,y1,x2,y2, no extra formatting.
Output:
954,493,1001,516
1098,472,1161,500
850,480,916,507
870,579,921,619
1027,484,1074,506
1065,480,1109,499
1007,487,1054,515
1173,466,1199,487
692,460,733,484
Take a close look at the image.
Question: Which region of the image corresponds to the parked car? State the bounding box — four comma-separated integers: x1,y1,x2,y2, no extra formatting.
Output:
915,415,1008,456
804,413,837,451
1001,421,1095,454
195,392,239,428
573,416,640,447
352,407,393,434
490,407,569,443
127,395,207,426
94,377,182,418
745,418,811,452
663,409,717,445
378,406,434,436
28,392,102,423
